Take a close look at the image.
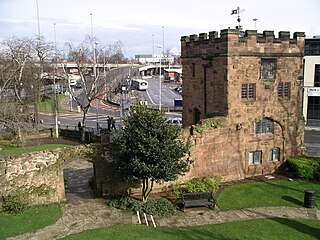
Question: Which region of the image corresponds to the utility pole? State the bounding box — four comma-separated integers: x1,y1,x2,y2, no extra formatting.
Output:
91,13,99,134
53,23,59,138
157,45,162,111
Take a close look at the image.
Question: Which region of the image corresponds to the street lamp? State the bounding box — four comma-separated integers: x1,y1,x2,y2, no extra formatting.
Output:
91,13,100,134
53,23,59,138
93,41,100,134
157,45,162,110
162,26,165,57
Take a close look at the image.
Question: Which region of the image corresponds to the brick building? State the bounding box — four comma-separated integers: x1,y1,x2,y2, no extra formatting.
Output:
180,29,305,181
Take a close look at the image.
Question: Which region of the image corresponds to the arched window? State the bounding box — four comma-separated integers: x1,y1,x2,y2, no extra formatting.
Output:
255,118,273,135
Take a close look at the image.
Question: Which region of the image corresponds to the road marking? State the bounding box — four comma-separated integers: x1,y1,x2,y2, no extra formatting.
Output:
146,90,156,105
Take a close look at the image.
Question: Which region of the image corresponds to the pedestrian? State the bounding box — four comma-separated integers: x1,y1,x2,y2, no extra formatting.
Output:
106,116,111,131
111,117,116,130
78,121,82,131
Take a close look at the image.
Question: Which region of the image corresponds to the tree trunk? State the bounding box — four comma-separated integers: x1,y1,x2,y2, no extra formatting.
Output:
81,106,90,142
16,126,24,146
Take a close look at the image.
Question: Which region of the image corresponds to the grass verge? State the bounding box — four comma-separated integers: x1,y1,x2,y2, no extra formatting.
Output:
0,204,62,239
62,218,320,240
0,144,69,156
217,179,320,211
37,95,68,113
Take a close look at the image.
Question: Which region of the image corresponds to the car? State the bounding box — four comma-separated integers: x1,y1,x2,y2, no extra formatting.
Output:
167,117,182,127
69,79,77,87
75,82,82,88
174,85,182,94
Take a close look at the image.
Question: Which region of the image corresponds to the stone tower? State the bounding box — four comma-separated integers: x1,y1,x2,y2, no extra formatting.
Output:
180,29,305,181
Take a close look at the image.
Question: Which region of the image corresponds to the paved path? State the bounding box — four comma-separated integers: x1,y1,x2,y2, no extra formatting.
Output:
7,159,320,240
8,203,319,240
155,206,319,228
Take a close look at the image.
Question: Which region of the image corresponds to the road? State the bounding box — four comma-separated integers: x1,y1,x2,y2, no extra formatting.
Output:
304,129,320,157
135,77,182,110
39,79,320,158
38,77,182,131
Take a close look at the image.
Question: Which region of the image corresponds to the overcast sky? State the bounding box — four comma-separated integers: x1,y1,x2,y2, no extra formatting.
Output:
1,0,319,58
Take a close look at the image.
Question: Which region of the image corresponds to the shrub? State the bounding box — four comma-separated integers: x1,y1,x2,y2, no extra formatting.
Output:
142,198,176,217
0,139,17,149
0,131,15,141
107,196,175,217
108,196,142,212
173,176,222,198
194,119,220,133
2,192,29,214
287,156,320,180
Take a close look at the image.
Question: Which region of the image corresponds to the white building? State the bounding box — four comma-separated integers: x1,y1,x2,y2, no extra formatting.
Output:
303,37,320,125
135,54,175,65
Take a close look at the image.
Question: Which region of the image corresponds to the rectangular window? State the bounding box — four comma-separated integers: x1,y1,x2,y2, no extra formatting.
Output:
249,150,262,165
241,83,256,99
260,59,277,80
278,82,291,98
315,64,320,87
271,147,280,161
305,44,320,56
255,118,274,135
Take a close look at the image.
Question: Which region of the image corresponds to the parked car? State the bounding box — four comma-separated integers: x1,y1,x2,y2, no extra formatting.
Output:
69,79,77,87
75,82,82,88
174,85,182,94
167,117,182,127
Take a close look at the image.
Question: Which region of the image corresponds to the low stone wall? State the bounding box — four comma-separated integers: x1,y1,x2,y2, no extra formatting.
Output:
0,145,93,205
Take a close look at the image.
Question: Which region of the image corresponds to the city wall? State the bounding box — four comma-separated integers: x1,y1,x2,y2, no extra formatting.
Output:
0,145,92,205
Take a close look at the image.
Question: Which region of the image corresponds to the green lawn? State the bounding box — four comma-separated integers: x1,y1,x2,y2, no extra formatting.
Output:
0,204,62,240
217,179,320,211
62,218,320,240
2,179,320,239
0,144,69,156
37,95,68,113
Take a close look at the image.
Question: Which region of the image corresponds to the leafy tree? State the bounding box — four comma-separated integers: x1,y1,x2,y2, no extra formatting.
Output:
111,106,190,202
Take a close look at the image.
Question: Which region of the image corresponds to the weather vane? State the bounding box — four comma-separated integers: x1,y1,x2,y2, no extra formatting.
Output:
231,7,245,35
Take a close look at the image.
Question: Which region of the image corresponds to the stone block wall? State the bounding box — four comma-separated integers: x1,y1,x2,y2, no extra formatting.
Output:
0,145,92,205
179,29,305,182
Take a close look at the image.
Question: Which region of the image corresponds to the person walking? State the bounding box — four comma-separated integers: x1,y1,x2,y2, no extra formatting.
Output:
111,117,116,130
78,121,82,131
106,116,111,131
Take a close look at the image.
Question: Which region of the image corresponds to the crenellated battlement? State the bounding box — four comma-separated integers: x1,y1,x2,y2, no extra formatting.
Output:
181,29,305,57
181,29,305,44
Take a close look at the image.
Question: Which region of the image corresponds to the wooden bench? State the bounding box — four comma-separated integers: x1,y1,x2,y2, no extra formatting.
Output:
181,192,215,212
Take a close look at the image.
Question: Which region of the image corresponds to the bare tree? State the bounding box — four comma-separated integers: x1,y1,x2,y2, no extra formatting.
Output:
65,36,136,142
101,40,127,64
0,36,54,144
65,36,107,141
31,36,55,123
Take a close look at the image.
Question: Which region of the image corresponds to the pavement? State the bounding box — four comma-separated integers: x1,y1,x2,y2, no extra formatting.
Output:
7,158,320,240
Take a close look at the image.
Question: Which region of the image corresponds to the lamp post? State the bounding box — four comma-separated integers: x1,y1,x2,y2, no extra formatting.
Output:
91,13,100,134
157,45,162,110
162,26,165,56
53,23,59,138
94,41,99,134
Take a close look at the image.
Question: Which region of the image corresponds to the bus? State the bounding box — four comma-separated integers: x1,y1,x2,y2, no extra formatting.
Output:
131,78,148,91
